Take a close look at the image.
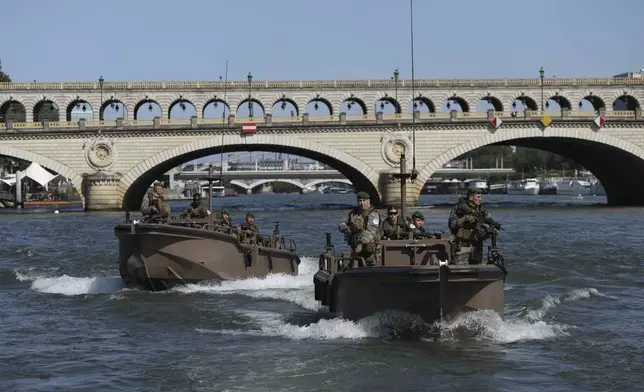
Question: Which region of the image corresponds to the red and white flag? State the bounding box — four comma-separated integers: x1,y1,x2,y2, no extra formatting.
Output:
241,122,257,134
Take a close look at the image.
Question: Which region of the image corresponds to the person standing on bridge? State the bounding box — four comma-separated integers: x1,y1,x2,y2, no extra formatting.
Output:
448,188,501,264
140,182,171,223
338,191,381,266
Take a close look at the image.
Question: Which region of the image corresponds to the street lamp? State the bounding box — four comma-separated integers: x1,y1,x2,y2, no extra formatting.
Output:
247,72,253,118
539,67,544,113
98,76,104,120
393,68,399,113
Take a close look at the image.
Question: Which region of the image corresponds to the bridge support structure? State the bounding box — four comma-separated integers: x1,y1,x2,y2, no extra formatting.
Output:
82,172,123,211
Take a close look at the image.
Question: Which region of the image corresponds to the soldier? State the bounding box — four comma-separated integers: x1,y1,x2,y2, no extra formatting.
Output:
407,211,429,237
380,205,408,240
219,208,232,227
241,212,258,232
140,182,171,223
180,193,209,219
448,188,501,264
338,191,381,266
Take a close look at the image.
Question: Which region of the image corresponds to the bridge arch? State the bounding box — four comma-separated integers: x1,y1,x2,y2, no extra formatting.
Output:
119,135,379,210
246,179,306,191
0,99,27,122
305,96,333,115
0,144,84,206
417,127,644,206
304,178,353,188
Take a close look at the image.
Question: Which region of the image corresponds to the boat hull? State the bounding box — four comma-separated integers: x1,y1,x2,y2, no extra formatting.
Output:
115,222,300,291
506,187,540,195
314,264,504,323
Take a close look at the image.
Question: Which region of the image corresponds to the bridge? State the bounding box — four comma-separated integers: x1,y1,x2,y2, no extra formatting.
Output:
172,168,515,193
0,76,643,210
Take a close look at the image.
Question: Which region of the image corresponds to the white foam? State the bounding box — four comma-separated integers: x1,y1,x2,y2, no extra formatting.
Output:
30,275,124,296
173,256,320,310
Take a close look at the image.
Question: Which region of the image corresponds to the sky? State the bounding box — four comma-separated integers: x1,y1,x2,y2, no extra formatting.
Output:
1,0,643,83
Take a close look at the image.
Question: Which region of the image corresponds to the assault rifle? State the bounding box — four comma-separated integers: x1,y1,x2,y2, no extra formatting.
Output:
477,211,502,231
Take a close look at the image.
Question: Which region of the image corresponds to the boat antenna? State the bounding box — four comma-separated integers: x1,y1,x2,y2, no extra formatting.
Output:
219,60,229,181
410,0,417,175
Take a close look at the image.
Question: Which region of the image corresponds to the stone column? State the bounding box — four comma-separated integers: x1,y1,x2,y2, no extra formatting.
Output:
82,172,123,211
378,172,421,209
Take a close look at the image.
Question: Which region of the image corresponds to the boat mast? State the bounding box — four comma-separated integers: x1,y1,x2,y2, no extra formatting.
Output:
393,0,418,219
209,60,229,214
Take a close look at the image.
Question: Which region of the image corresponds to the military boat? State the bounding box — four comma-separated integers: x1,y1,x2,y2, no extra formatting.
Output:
313,154,508,323
115,215,301,291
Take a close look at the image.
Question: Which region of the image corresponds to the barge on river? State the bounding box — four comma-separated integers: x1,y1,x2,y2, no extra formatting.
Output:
115,216,301,291
313,232,507,323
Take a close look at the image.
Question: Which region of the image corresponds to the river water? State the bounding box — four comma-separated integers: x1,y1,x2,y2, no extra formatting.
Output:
1,193,642,392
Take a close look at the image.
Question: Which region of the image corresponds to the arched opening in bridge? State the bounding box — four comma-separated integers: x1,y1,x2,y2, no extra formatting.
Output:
203,99,230,120
340,97,366,115
476,96,504,113
579,95,605,111
375,96,400,114
544,95,571,114
237,98,265,118
271,97,299,117
66,100,94,121
442,96,469,112
510,96,539,113
134,99,162,120
306,98,333,116
121,145,376,212
426,135,644,206
408,97,436,113
613,95,640,111
0,100,27,122
0,155,81,205
33,100,60,122
100,99,127,121
169,99,197,119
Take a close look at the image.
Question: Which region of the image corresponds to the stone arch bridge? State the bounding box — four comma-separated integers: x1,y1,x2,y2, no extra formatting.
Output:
1,111,644,210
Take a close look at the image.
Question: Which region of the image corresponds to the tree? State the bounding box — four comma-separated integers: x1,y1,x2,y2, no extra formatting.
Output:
0,59,11,83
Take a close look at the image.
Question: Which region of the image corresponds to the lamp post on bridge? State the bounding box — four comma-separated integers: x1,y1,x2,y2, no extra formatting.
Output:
539,67,544,113
98,76,104,120
247,72,253,118
393,69,399,113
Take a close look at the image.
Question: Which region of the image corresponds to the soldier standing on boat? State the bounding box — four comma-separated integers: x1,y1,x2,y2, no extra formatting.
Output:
380,205,408,240
219,208,231,226
140,182,171,223
241,212,258,232
407,211,429,237
448,188,501,264
338,191,381,266
180,193,209,219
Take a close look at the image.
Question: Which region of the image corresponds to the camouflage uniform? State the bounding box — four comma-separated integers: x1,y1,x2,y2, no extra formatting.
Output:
180,200,209,219
381,215,408,240
407,211,430,238
140,189,171,223
338,204,381,266
448,193,499,264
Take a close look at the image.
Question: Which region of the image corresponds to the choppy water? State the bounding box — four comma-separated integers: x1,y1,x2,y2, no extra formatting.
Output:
1,193,643,392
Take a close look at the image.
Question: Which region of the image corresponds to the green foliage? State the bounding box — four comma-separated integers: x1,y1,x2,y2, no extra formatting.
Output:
0,60,11,83
458,146,585,177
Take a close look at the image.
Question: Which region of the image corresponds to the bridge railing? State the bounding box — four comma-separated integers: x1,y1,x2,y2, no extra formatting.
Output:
1,109,641,131
1,77,644,91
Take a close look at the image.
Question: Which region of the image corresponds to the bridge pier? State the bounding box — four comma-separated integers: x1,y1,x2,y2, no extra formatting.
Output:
378,172,421,209
82,172,123,211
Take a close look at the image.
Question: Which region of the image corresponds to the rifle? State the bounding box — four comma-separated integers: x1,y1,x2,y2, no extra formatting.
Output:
477,211,502,231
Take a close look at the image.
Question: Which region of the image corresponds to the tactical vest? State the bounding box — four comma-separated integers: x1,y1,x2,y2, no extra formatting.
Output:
454,200,481,243
348,206,380,245
148,191,170,218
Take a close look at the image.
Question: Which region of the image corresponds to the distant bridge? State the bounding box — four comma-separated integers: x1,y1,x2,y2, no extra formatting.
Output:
171,168,514,192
